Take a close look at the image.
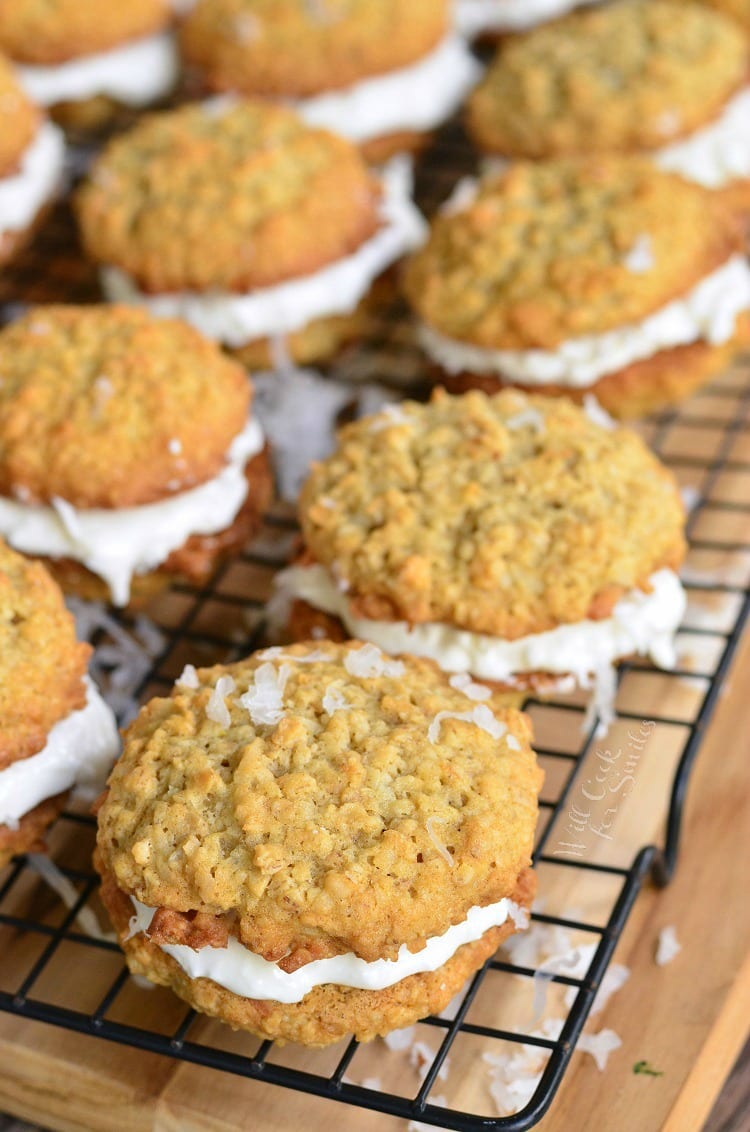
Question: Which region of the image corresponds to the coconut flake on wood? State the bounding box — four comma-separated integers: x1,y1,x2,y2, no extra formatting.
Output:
656,925,682,966
428,705,507,744
577,1029,622,1071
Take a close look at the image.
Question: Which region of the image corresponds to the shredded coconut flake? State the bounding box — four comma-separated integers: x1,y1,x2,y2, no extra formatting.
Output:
505,408,546,433
383,1025,417,1052
322,686,351,715
26,855,116,943
258,647,332,664
582,663,618,738
343,643,405,679
428,705,507,744
656,925,681,966
206,675,236,727
425,817,454,868
239,662,293,726
577,1029,622,1071
583,394,617,431
168,437,182,455
368,403,411,432
176,663,200,689
408,1097,447,1132
360,1077,381,1091
448,672,492,701
623,235,654,274
483,1019,563,1116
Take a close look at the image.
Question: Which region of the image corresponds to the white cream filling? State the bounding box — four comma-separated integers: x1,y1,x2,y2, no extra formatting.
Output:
419,255,750,387
127,895,527,1004
17,32,178,107
273,564,686,682
297,34,481,143
455,0,603,36
0,417,264,607
0,678,119,829
101,155,427,346
0,122,64,235
655,87,750,189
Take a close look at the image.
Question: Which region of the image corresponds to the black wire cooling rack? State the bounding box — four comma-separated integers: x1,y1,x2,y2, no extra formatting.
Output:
1,120,750,1131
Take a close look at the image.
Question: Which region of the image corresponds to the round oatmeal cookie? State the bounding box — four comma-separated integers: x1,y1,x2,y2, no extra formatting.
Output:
0,0,171,65
179,0,448,98
298,390,686,639
0,305,251,509
76,100,380,295
0,539,89,769
403,159,744,351
98,642,540,961
0,54,40,177
466,0,749,158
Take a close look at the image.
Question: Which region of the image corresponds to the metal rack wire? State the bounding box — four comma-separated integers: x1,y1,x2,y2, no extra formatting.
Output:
0,120,749,1131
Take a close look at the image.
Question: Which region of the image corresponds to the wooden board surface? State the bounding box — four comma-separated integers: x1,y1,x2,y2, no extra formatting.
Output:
0,611,748,1132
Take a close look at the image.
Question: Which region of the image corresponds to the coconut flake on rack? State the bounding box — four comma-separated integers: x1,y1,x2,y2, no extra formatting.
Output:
239,662,293,726
26,855,117,943
343,643,405,678
655,925,682,966
102,155,427,347
428,705,507,743
206,675,236,726
448,672,492,701
66,598,166,725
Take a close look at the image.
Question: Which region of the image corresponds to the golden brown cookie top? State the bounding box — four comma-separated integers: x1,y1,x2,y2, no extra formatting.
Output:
76,100,381,294
698,0,750,33
0,305,251,509
299,390,686,639
403,159,743,350
0,539,90,768
179,0,448,98
0,54,40,177
96,641,541,963
0,0,171,65
467,0,748,158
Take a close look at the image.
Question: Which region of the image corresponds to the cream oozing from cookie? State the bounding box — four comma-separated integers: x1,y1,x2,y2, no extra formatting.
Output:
0,121,64,235
101,156,427,347
418,255,750,387
297,34,481,144
0,417,264,606
655,86,750,189
273,564,686,682
0,677,119,828
16,32,178,107
126,895,528,1004
455,0,603,36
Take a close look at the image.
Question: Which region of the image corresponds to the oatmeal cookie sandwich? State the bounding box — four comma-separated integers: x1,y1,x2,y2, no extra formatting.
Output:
275,390,687,709
0,55,64,265
0,539,119,868
178,0,480,162
404,159,750,417
0,0,178,130
0,305,272,606
466,0,750,208
76,100,426,369
96,640,541,1046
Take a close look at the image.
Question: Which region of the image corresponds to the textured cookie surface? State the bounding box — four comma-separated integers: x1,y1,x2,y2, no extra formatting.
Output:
0,539,89,768
404,160,743,350
0,0,170,65
467,0,748,157
298,390,686,638
76,101,380,293
0,55,40,176
97,641,541,964
180,0,447,97
698,0,750,32
0,305,251,508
